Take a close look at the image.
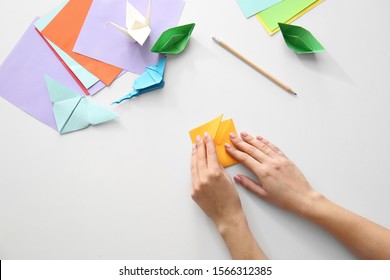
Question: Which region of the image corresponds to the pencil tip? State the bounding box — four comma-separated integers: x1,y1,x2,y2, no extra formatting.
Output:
212,36,221,44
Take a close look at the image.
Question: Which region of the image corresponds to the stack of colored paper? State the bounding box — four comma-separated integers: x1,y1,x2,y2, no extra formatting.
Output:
0,0,185,133
236,0,323,35
236,0,283,18
256,0,323,35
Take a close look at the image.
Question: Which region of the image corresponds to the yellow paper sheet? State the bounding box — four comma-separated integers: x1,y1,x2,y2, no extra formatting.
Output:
189,115,238,168
256,0,323,35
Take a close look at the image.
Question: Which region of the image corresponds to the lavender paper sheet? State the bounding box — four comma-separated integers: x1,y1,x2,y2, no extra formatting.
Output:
0,18,85,130
73,0,185,74
89,69,127,95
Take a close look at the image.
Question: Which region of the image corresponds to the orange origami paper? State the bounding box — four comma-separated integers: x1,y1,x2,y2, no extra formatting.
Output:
189,115,238,168
42,0,122,86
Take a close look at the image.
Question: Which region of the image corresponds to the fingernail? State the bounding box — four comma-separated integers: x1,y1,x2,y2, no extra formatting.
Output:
204,131,209,138
241,131,248,137
233,175,242,183
256,135,263,140
224,143,231,148
229,132,236,139
196,135,201,142
192,144,197,151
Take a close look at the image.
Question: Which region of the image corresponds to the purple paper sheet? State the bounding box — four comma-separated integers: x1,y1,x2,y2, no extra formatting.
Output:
0,18,85,130
73,0,185,74
89,69,127,96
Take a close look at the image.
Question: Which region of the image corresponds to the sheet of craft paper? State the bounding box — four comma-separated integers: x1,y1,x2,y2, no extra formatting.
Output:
236,0,282,18
73,0,184,74
36,2,127,96
41,0,123,85
87,70,127,95
0,19,84,130
34,1,100,91
36,5,121,97
256,0,322,34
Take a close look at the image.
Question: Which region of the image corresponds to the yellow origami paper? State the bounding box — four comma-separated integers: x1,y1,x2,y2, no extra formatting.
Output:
256,0,323,35
189,115,238,168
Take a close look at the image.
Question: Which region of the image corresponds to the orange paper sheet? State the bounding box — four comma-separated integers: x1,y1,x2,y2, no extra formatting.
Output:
42,0,122,86
189,115,238,168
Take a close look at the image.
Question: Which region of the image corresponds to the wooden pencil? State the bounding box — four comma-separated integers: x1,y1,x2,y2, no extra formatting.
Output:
212,37,297,96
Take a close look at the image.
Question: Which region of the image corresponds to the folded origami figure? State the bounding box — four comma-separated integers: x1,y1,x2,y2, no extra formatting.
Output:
113,56,166,104
189,115,238,168
151,23,195,54
108,0,152,46
45,75,118,134
278,22,324,54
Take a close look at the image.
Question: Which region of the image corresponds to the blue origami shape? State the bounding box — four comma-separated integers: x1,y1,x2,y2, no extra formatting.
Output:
45,75,118,134
113,56,167,104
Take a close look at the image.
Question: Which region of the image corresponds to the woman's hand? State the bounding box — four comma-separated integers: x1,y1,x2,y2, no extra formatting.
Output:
191,132,245,231
226,132,390,259
226,132,320,216
190,132,267,259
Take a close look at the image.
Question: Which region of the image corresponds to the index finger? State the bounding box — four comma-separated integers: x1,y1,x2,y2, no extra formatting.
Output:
204,132,220,170
225,143,264,173
196,135,207,173
191,143,199,184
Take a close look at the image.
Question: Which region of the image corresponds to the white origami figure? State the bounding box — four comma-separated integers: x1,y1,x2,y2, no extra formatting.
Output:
108,0,152,46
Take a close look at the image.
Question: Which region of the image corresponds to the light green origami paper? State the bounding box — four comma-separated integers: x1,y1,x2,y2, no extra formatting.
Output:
151,23,195,54
278,22,324,54
256,0,322,35
45,75,118,134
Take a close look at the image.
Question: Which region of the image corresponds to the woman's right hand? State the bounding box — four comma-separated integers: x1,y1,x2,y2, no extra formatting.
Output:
225,132,321,216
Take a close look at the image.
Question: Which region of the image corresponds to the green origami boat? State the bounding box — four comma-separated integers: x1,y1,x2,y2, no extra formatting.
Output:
278,22,325,54
151,23,196,55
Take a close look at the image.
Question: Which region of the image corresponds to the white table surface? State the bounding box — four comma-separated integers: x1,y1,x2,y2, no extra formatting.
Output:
1,0,390,259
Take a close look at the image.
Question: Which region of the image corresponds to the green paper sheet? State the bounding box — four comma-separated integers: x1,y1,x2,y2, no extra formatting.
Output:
151,23,195,54
256,0,322,35
279,23,324,54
